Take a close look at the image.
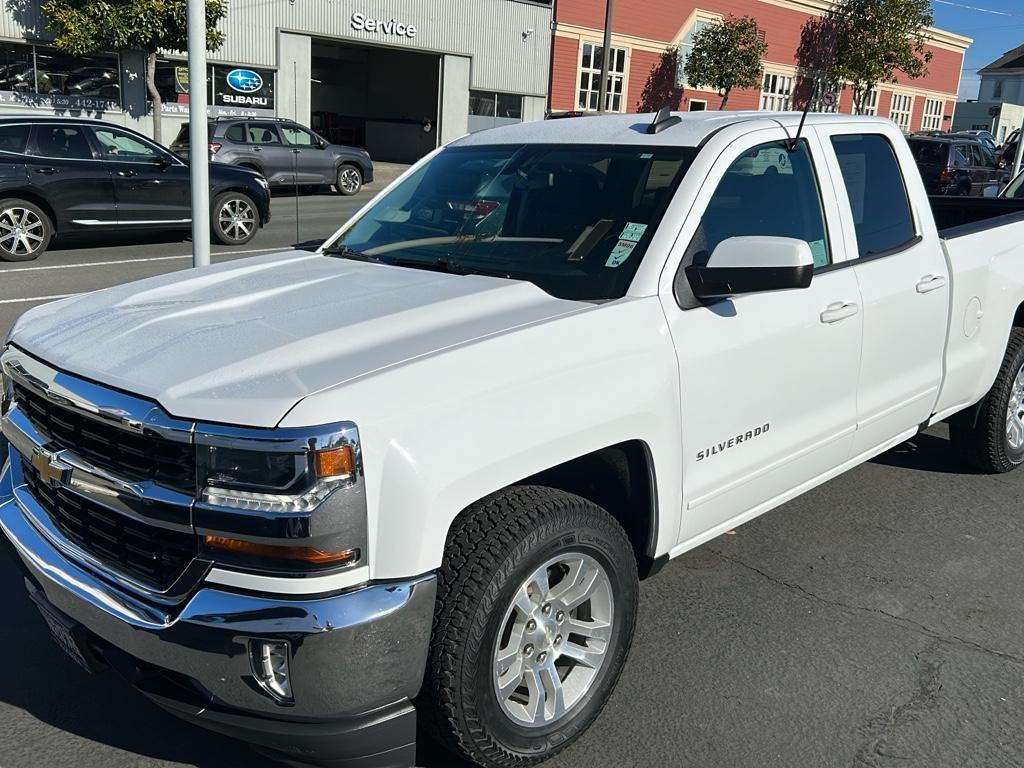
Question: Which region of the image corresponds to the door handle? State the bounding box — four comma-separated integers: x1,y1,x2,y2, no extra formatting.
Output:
251,146,262,152
820,301,859,324
916,274,946,294
34,167,57,175
117,169,138,178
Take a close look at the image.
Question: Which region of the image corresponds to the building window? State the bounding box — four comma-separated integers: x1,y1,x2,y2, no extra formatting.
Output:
856,89,879,116
761,72,793,111
0,43,120,108
922,98,943,132
889,93,914,133
468,90,525,132
689,99,707,112
676,19,713,88
578,42,626,113
994,80,1003,99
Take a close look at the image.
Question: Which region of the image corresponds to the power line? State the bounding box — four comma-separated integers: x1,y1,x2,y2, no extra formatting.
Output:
933,0,1024,16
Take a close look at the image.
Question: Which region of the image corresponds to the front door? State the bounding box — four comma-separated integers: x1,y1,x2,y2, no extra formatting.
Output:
664,131,863,544
89,125,191,225
819,128,949,456
280,123,335,184
26,123,116,230
245,122,294,185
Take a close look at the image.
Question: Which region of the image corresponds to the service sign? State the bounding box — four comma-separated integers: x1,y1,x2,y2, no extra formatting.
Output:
213,66,274,110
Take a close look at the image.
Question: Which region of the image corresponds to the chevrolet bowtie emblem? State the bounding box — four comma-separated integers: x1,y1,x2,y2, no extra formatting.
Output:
31,448,70,486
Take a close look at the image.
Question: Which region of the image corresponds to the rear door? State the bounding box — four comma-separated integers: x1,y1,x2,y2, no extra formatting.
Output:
26,123,116,229
816,126,949,457
244,122,293,184
89,125,191,225
279,123,334,184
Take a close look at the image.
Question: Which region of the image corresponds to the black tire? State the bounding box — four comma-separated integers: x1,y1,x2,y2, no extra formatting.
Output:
950,328,1024,473
335,164,362,196
0,198,52,262
210,191,259,246
419,485,638,768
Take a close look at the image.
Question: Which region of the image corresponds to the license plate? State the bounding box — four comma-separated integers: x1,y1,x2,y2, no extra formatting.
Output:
29,591,102,674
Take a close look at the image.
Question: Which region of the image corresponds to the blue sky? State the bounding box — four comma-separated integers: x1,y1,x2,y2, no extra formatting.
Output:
930,0,1024,99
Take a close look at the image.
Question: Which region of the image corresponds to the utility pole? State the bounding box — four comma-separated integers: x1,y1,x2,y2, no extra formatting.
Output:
187,0,210,267
596,0,615,114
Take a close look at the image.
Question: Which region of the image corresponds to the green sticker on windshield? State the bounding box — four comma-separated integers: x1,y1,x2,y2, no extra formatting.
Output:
619,222,648,243
606,240,636,267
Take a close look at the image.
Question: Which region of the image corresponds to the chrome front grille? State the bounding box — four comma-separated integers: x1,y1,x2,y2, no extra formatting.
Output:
12,381,196,495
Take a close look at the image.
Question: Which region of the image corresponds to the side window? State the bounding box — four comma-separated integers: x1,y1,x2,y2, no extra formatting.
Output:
0,125,29,154
953,146,970,167
687,140,831,269
978,144,997,168
969,144,986,168
830,134,916,258
92,127,162,162
224,124,246,143
31,125,94,160
247,123,282,145
280,125,318,147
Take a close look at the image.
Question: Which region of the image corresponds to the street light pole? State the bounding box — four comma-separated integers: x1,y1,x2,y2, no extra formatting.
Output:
187,0,210,267
596,0,615,114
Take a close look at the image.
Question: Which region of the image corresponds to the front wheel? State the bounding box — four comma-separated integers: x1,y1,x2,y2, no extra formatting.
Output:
335,164,362,196
211,191,258,246
420,486,638,768
0,199,51,261
950,328,1024,472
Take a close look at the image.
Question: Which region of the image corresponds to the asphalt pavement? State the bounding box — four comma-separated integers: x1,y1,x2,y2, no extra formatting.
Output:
2,178,1024,767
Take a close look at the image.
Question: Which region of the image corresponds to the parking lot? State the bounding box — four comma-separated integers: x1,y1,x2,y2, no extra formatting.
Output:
2,185,1024,768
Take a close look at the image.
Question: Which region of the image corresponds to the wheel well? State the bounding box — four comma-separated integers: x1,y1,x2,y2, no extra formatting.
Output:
2,190,57,233
337,161,362,177
520,440,659,578
1013,302,1024,328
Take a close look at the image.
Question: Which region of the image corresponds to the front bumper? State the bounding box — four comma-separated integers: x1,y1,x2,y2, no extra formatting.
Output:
0,455,435,767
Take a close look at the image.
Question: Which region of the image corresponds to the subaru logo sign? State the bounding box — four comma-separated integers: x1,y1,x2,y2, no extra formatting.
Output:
226,69,263,93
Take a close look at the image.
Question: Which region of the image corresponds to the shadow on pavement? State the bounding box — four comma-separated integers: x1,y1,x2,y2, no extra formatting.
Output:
49,230,190,254
0,555,281,768
869,431,967,475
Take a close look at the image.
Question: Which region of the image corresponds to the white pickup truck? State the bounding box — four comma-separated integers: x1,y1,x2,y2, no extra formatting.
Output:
3,112,1024,768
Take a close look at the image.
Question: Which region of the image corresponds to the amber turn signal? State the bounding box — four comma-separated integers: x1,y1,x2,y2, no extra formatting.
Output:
204,536,360,565
315,445,355,479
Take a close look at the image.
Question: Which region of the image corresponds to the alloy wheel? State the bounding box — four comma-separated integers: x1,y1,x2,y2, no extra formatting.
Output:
217,198,255,242
0,207,44,258
338,167,361,195
1006,362,1024,451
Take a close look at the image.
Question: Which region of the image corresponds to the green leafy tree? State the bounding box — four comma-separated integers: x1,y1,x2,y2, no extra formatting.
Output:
683,16,768,110
41,0,227,143
829,0,933,114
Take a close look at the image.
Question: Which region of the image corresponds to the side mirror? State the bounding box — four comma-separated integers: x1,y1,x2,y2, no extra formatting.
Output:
686,236,814,300
153,154,172,168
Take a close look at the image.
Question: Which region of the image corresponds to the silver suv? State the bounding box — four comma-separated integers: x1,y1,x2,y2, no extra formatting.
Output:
171,118,374,196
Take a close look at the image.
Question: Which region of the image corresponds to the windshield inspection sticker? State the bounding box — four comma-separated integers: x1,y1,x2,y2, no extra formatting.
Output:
619,222,648,243
606,240,636,267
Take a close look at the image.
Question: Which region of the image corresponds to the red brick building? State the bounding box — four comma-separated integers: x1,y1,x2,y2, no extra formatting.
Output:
549,0,971,134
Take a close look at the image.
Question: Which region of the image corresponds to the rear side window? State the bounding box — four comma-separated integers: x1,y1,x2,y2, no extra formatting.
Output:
32,125,94,160
686,140,831,269
831,134,916,258
0,125,29,154
247,123,281,145
224,124,245,142
907,140,947,165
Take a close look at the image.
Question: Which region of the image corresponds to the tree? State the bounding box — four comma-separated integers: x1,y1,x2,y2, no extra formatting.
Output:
828,0,933,115
683,16,768,110
41,0,227,143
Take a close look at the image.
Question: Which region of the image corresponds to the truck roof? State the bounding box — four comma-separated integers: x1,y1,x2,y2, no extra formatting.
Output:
452,111,897,149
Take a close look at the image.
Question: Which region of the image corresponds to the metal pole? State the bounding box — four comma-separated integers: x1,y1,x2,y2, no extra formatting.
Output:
596,0,614,114
187,0,210,267
1014,112,1024,180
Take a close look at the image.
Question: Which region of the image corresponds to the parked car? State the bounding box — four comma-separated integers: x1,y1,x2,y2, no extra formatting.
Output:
907,134,1004,195
0,117,271,261
998,132,1020,169
7,112,1024,768
950,130,997,154
171,118,374,196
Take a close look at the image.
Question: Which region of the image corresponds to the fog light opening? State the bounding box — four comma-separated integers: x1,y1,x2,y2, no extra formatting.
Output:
249,639,293,704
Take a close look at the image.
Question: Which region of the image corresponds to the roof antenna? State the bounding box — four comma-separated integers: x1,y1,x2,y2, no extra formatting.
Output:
787,80,820,152
647,106,682,135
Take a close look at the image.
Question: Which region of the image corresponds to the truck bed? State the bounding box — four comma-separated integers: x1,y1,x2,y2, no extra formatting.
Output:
930,195,1024,238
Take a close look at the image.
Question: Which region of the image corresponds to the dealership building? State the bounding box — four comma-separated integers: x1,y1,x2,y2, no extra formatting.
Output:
0,0,553,162
0,0,971,161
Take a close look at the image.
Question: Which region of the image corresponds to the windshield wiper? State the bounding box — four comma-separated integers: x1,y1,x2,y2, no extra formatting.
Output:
323,245,386,264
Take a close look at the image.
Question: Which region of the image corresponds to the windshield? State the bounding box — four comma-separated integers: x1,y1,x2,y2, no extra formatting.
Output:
323,143,697,301
907,139,948,165
1003,172,1024,199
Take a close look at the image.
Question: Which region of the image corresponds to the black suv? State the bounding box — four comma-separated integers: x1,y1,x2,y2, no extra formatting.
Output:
907,135,1005,196
0,117,271,261
171,118,374,196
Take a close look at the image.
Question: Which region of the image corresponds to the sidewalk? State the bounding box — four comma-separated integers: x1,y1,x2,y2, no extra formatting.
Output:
371,161,411,188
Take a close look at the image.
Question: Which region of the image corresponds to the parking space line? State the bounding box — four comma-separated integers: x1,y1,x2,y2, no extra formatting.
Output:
0,293,79,305
0,246,290,274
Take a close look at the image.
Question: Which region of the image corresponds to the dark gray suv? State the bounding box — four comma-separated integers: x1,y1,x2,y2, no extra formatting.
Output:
171,118,374,196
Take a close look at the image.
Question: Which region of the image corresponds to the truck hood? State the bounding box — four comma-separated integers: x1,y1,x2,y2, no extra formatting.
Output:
8,251,587,427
